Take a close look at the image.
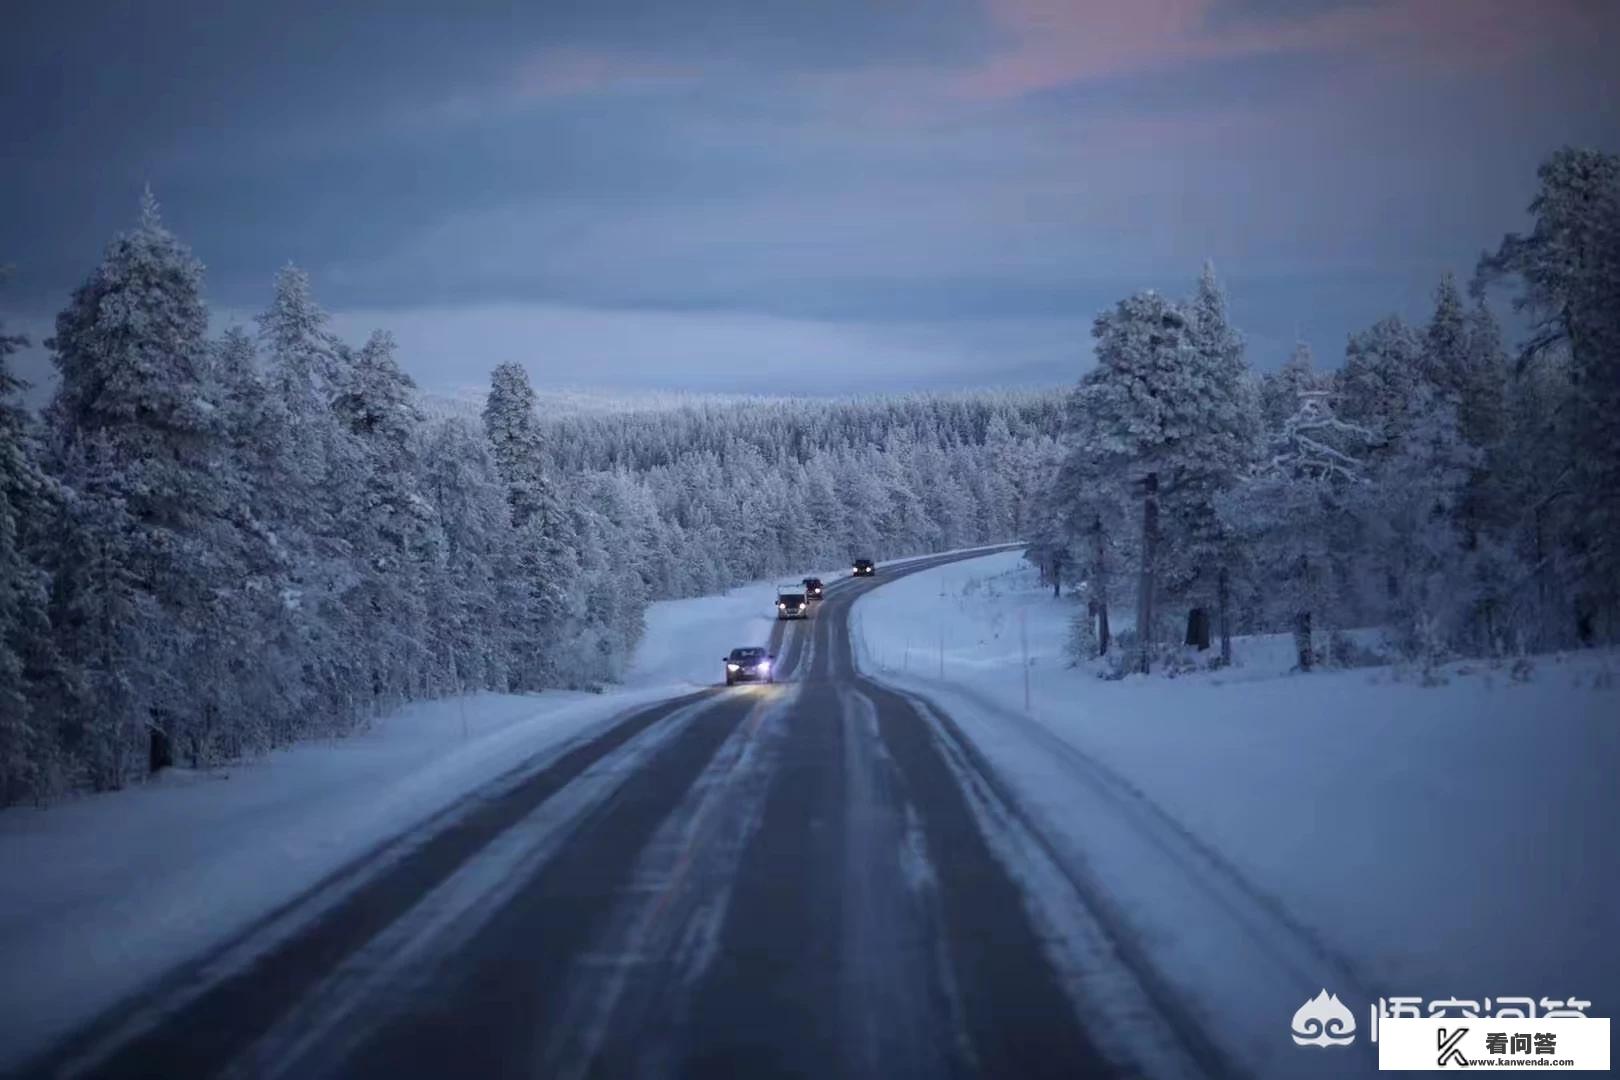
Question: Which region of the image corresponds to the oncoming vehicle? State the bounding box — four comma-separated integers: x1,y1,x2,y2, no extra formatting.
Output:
723,646,774,686
776,589,808,619
801,577,825,600
852,558,876,577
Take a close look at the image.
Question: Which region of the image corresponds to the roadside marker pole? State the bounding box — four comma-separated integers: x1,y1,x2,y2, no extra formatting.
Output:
1020,608,1031,715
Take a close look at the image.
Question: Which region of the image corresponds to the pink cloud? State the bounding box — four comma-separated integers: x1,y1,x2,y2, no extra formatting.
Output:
511,47,700,99
951,0,1600,102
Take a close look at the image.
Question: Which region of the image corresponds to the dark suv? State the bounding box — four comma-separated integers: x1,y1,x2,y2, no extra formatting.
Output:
802,577,825,600
723,646,774,685
776,591,808,619
852,558,876,577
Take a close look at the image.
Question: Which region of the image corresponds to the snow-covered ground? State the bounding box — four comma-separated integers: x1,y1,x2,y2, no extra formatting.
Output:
0,575,798,1071
853,549,1620,1079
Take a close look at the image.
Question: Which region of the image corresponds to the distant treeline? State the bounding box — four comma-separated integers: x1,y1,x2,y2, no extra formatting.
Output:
0,213,1052,803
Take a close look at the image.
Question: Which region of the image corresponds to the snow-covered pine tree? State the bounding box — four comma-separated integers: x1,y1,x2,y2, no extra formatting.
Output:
1356,382,1477,664
46,192,245,777
46,431,161,788
1172,262,1262,663
418,416,514,693
333,330,441,704
1476,147,1620,644
980,413,1022,541
483,361,582,688
1259,341,1318,432
255,266,366,730
1336,314,1424,451
1219,388,1374,671
1420,273,1470,401
1045,444,1127,658
1071,285,1257,672
0,296,61,802
1449,302,1516,653
1494,351,1580,649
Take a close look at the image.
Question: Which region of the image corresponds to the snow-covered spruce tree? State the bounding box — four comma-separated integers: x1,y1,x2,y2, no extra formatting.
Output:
46,193,247,781
483,361,582,688
418,416,515,694
1045,363,1134,656
979,413,1023,541
1170,262,1262,664
1442,302,1516,653
195,326,300,757
1356,382,1477,665
1219,389,1374,671
1259,341,1319,432
332,331,442,705
0,297,63,803
1420,273,1471,400
1068,285,1256,673
1047,450,1128,659
255,266,364,732
1493,351,1580,650
1437,295,1516,653
1067,293,1191,674
1459,302,1510,458
1476,147,1620,644
46,433,163,788
1335,314,1425,447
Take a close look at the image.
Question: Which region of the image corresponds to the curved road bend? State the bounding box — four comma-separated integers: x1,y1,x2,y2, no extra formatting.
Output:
29,545,1131,1080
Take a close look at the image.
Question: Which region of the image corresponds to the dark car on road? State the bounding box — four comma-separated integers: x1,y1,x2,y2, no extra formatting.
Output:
852,558,876,577
802,576,825,600
723,646,774,685
776,590,808,619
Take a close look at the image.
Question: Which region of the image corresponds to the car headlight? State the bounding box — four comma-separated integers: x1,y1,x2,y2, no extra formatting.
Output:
758,661,770,673
726,662,739,671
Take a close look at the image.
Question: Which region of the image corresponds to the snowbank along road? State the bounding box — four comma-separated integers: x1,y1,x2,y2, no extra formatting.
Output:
29,545,1223,1080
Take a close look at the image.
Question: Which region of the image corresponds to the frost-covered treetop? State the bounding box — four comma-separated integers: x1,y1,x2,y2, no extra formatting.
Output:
49,192,212,442
1266,388,1374,486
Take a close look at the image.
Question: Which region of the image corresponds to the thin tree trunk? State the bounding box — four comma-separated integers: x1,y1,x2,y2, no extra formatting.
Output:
1136,473,1158,675
1294,552,1315,671
1217,565,1232,667
1092,516,1110,656
1294,610,1313,671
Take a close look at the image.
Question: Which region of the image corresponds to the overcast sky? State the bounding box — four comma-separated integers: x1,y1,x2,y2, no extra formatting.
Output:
4,0,1618,399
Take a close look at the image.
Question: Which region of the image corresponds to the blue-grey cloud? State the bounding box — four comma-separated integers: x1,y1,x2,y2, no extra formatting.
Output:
4,0,1618,400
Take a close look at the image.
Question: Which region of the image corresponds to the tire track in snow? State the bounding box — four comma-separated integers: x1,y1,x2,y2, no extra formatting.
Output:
886,679,1385,1079
37,688,722,1080
234,695,726,1079
836,683,972,1078
537,686,797,1079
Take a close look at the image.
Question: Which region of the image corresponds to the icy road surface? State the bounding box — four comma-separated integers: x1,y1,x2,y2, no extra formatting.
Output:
25,546,1216,1080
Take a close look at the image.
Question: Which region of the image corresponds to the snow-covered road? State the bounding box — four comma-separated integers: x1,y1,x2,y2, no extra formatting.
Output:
852,549,1620,1079
15,546,1180,1080
15,543,1604,1079
0,566,859,1073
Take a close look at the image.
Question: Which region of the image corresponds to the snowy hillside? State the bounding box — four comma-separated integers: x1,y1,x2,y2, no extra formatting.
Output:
853,550,1620,1079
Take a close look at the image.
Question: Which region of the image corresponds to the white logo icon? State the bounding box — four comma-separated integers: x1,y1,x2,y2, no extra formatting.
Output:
1292,989,1357,1047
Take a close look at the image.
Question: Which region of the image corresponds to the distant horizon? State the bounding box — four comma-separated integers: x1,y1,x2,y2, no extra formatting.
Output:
3,238,1521,413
